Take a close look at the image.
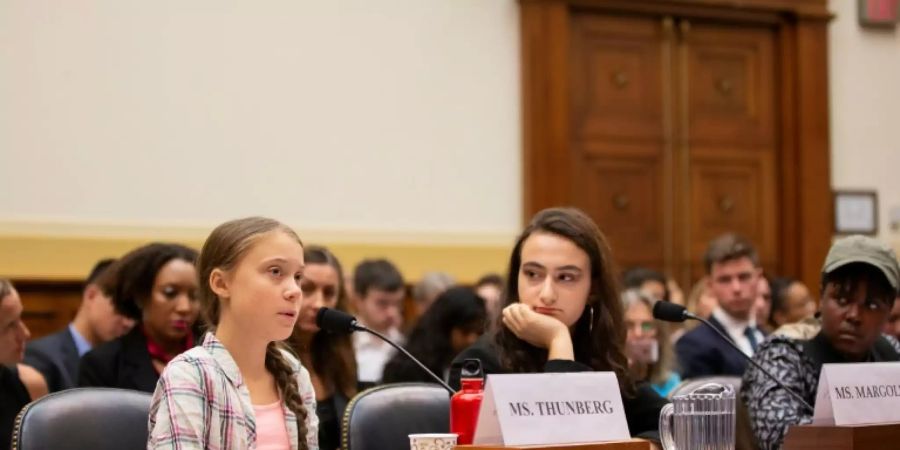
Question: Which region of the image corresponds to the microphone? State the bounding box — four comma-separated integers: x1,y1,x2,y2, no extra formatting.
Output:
315,308,456,395
652,302,814,413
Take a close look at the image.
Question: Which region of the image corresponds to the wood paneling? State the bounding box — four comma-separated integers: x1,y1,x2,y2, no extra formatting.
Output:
521,0,832,293
14,280,83,340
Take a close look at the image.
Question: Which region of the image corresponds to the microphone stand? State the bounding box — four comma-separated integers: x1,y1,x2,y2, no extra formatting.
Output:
688,313,815,413
356,324,456,395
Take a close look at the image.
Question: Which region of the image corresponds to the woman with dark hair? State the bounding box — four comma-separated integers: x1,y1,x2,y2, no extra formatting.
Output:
741,235,900,450
449,207,666,442
79,242,199,393
383,286,486,384
285,245,357,450
768,276,815,330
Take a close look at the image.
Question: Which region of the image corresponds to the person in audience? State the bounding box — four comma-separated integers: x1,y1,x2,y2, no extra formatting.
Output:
351,258,405,384
286,245,357,450
383,286,486,384
475,273,503,330
623,267,669,302
78,243,199,392
621,290,681,398
666,278,685,306
754,275,773,334
884,296,900,340
449,207,667,442
1,279,48,448
148,217,318,449
768,277,816,330
411,271,455,319
741,235,900,450
676,233,766,379
25,259,136,392
684,276,718,320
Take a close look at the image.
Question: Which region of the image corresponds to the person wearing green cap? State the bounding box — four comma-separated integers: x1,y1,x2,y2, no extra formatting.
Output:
740,235,900,450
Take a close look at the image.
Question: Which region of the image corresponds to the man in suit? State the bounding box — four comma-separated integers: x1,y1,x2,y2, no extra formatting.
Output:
676,233,766,379
24,259,135,392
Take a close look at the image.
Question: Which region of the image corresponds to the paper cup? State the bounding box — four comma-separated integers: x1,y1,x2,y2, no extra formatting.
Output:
408,433,458,450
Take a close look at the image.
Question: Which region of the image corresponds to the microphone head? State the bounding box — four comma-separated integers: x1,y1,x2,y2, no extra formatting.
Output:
652,301,689,323
316,308,359,334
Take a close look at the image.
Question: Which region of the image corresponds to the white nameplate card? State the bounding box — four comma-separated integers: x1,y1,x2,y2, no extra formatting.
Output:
472,372,630,446
813,362,900,426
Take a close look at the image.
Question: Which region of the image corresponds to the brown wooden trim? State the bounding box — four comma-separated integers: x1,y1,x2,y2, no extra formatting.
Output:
521,0,832,20
521,1,572,223
793,18,833,297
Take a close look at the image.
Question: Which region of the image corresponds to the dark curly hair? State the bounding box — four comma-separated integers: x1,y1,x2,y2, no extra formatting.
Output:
104,243,198,321
382,286,486,383
495,207,634,395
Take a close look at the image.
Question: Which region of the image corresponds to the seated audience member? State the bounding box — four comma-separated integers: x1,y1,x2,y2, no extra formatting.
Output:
25,259,135,392
1,279,47,448
754,275,773,334
383,286,486,384
286,245,357,450
676,234,766,379
621,290,681,398
685,276,718,321
768,277,816,330
741,235,900,450
351,259,406,384
449,208,667,442
148,218,318,449
474,273,503,329
411,271,455,319
885,296,900,340
623,267,669,302
79,243,199,393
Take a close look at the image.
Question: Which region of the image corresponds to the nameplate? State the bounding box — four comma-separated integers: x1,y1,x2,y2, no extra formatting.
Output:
472,372,630,446
813,362,900,426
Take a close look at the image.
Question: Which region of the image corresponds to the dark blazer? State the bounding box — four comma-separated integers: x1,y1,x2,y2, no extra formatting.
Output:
24,328,81,392
676,315,756,379
1,364,31,449
78,327,159,393
448,334,667,441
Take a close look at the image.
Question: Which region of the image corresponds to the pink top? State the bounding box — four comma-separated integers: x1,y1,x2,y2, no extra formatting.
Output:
254,400,292,450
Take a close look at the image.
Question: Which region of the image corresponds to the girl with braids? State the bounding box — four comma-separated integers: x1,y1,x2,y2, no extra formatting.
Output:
148,217,318,449
448,208,666,444
285,245,357,450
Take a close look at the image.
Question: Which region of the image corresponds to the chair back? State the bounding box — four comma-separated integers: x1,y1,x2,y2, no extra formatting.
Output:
342,383,450,450
12,387,152,450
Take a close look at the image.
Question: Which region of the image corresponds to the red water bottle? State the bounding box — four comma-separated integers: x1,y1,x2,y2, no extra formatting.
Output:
450,359,484,445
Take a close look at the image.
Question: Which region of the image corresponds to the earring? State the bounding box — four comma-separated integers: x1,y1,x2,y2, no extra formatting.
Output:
588,305,594,334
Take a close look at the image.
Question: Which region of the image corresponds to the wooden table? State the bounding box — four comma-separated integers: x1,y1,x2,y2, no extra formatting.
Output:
783,423,900,450
456,439,653,449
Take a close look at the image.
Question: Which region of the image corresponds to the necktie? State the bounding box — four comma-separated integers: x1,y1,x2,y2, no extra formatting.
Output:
744,326,759,353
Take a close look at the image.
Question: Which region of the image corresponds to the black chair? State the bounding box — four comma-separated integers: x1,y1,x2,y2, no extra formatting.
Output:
342,383,451,450
669,375,742,398
12,387,152,450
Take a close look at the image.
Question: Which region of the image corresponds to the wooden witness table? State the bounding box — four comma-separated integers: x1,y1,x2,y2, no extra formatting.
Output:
456,439,652,449
783,423,900,450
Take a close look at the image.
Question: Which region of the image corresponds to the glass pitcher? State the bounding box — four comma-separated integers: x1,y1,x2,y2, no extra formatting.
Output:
659,382,735,450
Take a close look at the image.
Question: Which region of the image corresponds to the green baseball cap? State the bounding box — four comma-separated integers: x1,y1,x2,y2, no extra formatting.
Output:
822,235,900,293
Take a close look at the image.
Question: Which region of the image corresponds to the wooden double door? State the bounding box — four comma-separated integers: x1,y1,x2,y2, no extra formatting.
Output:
521,0,833,292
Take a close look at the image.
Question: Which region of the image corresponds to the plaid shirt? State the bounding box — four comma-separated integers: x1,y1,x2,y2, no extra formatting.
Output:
147,333,319,449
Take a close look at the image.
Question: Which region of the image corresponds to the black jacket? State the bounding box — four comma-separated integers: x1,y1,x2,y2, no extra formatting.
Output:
1,364,31,449
448,335,667,441
25,328,80,392
78,327,160,393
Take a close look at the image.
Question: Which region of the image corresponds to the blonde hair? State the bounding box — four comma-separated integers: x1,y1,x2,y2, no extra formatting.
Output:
197,217,308,450
621,290,676,385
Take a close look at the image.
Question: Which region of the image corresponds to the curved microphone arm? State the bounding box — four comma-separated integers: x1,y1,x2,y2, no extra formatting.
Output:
689,313,815,413
359,326,456,395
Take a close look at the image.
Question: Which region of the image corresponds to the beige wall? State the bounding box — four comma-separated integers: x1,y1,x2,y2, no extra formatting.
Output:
2,0,899,279
829,0,900,246
0,0,522,239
